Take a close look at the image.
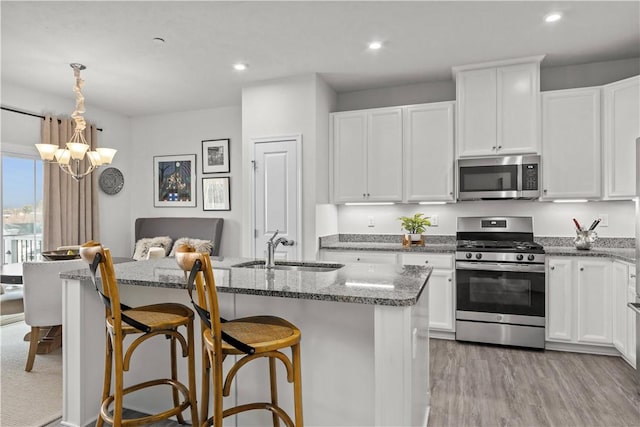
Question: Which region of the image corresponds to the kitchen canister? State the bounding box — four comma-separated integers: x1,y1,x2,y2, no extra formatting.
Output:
574,230,597,250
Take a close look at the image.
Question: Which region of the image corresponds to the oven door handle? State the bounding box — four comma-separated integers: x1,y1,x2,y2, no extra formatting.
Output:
456,261,545,273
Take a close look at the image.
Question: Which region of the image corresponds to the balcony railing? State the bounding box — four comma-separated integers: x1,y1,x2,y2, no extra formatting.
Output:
3,234,43,264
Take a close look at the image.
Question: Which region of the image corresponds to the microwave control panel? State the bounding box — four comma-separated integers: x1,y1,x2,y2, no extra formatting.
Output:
522,164,538,190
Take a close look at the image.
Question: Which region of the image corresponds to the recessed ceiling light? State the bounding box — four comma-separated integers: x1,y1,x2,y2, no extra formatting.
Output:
233,63,248,71
544,12,562,23
368,41,382,50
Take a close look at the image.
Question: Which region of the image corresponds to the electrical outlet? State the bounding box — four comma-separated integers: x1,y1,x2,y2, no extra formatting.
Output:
598,214,609,227
430,215,439,227
368,216,375,227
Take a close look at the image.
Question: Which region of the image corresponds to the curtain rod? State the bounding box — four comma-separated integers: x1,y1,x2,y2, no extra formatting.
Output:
1,105,104,132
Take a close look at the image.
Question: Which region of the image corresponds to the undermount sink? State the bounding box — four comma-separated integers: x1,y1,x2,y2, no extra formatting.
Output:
232,260,344,272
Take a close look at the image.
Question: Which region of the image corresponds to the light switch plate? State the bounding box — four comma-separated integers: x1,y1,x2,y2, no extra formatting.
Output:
598,214,609,227
368,216,375,227
430,215,439,227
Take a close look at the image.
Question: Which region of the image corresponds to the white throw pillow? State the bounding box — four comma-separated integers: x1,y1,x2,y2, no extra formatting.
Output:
169,237,214,256
132,236,173,260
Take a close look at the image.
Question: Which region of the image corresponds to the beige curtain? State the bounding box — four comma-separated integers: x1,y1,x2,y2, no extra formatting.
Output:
41,115,100,250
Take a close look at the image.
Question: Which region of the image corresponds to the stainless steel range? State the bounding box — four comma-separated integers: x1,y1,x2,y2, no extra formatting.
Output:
455,216,545,349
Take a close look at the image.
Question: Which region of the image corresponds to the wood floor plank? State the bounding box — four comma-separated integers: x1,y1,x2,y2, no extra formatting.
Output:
429,339,640,427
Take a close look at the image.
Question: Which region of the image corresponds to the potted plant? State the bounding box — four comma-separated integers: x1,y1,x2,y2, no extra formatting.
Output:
398,213,431,242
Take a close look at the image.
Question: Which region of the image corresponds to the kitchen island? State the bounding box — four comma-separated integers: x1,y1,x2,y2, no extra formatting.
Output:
60,257,432,427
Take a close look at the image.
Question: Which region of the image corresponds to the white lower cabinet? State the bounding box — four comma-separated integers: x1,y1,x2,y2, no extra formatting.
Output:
613,261,637,367
547,257,612,346
401,253,455,332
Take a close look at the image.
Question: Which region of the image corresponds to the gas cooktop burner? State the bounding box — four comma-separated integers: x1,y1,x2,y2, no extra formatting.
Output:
456,239,544,253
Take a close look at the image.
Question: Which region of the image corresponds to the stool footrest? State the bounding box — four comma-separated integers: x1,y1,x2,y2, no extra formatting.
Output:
100,378,193,426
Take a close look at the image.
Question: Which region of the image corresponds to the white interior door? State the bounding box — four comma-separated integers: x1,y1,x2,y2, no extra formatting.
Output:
253,136,300,260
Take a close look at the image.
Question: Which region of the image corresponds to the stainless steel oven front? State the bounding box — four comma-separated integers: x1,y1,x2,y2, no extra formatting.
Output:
455,260,546,349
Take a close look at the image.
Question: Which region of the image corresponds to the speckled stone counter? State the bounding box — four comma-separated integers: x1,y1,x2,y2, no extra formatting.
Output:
319,234,456,254
61,256,432,307
544,247,635,263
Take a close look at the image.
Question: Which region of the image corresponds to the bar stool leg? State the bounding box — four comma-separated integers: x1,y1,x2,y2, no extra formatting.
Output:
269,357,281,427
170,335,186,424
187,321,200,426
200,347,210,426
96,332,113,427
112,331,125,426
292,344,303,427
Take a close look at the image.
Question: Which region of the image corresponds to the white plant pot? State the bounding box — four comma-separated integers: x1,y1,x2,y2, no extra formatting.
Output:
408,233,422,242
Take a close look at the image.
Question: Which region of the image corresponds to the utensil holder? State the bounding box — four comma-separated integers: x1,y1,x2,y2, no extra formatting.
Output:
574,230,597,250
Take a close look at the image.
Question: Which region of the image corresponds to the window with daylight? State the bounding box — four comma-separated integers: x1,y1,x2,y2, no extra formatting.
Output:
1,153,44,264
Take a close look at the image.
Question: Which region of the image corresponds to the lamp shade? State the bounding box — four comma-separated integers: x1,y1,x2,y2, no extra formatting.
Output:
35,143,58,161
66,142,89,160
97,148,117,164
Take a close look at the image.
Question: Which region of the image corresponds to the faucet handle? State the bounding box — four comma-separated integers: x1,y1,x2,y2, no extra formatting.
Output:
268,229,279,243
282,239,295,246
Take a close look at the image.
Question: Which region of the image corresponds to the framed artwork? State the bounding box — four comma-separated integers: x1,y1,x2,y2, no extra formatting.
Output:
153,154,196,207
202,139,230,173
202,177,230,211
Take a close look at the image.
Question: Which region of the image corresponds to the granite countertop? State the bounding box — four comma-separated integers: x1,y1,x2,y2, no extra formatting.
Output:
60,257,432,307
319,234,636,263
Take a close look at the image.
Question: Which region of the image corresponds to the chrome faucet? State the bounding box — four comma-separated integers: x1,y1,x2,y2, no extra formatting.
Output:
265,230,294,268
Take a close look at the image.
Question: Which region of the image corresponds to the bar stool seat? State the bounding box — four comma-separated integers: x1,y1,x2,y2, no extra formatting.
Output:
80,241,199,427
175,246,303,427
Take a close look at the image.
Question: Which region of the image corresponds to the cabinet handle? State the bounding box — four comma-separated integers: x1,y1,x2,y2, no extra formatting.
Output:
580,267,584,271
449,192,453,195
631,274,636,278
550,266,555,270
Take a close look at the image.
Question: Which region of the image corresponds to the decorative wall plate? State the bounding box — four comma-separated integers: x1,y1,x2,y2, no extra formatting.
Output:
99,167,124,195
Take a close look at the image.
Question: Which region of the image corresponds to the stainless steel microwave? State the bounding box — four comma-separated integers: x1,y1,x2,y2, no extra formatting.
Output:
457,155,541,200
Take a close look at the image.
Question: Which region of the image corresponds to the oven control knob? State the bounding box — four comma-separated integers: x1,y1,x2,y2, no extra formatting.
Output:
475,253,482,260
527,254,535,261
465,253,472,259
516,254,524,261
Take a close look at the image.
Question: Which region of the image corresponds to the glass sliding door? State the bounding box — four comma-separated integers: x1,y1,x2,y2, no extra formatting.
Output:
1,154,43,263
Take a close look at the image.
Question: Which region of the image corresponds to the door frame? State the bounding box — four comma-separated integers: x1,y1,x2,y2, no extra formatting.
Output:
250,134,303,259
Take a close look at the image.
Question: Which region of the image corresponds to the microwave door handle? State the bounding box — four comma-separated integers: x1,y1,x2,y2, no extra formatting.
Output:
456,261,545,273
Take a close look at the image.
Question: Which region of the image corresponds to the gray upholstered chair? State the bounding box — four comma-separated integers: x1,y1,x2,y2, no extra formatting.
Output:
22,259,86,371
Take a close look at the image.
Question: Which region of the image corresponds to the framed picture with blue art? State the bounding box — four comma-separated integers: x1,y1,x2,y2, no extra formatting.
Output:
153,154,197,207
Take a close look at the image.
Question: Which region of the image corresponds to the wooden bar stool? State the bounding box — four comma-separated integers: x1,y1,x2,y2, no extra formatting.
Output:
80,242,199,426
175,245,303,427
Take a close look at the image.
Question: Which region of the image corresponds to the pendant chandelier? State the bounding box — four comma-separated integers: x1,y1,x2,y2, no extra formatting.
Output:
35,63,116,180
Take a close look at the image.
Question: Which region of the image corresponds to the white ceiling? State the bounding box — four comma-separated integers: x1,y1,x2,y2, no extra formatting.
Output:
2,1,639,117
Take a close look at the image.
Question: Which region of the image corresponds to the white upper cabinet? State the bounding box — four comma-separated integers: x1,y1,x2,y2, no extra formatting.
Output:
603,75,640,199
541,87,602,200
454,56,543,158
403,102,455,202
331,107,403,203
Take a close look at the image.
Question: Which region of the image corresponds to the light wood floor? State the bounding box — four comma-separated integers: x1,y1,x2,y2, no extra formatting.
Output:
47,339,640,427
429,339,640,427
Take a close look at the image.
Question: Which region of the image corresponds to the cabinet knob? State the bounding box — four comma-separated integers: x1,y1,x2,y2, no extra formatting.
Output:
424,260,429,264
448,278,452,282
367,193,370,197
449,192,453,195
492,146,497,150
498,145,502,150
356,257,361,261
543,189,548,194
362,193,366,198
550,266,555,270
580,267,584,271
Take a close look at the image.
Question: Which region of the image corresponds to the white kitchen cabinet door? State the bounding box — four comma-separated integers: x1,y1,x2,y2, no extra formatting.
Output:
627,285,637,367
456,67,498,157
400,253,455,332
547,258,574,342
541,88,602,200
426,269,455,331
367,108,403,202
455,58,542,158
497,63,540,155
612,261,629,355
332,111,367,202
320,250,398,265
403,102,455,202
575,259,612,345
604,75,640,200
